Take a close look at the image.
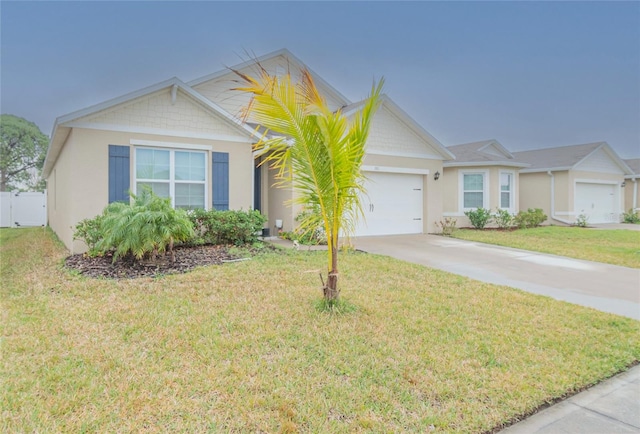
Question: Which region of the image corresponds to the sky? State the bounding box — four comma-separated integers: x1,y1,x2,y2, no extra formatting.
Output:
1,1,639,158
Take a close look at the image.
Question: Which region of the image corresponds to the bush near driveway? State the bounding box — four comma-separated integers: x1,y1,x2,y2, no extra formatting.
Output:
452,226,640,268
2,228,639,433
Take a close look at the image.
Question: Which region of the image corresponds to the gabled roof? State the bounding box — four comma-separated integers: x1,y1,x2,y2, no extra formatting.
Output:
513,141,633,174
624,158,640,177
444,139,529,168
342,94,454,160
42,77,260,178
188,48,351,108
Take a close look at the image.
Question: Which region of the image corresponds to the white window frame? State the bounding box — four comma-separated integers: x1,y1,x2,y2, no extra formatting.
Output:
459,170,489,211
133,146,208,210
499,170,516,212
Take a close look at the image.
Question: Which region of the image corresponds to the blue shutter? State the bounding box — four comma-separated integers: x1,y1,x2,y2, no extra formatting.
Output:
212,152,229,210
108,145,130,203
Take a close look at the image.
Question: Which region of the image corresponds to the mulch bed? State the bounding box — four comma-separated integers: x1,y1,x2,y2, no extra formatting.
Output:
65,244,269,279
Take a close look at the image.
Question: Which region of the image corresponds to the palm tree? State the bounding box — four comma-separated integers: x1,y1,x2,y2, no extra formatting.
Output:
233,65,383,301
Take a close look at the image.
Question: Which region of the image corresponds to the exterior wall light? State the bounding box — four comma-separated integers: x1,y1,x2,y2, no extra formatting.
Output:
434,171,440,181
621,181,626,187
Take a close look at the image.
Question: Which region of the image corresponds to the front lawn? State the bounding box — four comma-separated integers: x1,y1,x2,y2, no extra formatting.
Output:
2,228,639,433
451,226,640,268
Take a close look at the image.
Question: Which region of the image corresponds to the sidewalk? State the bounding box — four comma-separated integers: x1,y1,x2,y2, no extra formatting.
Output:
500,365,640,433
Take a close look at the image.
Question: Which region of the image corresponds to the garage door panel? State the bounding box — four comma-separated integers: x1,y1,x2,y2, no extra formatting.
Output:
575,183,617,224
354,172,423,237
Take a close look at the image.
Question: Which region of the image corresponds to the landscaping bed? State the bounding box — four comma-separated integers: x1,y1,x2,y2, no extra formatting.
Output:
65,245,243,279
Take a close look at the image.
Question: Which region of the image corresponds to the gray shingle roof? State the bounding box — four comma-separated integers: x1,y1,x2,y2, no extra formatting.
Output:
512,142,604,171
625,158,640,175
445,139,529,167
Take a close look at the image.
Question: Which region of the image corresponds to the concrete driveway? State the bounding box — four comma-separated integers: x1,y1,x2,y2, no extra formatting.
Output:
353,234,640,320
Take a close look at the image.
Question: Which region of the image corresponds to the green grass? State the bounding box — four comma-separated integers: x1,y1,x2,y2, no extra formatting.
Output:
451,226,640,268
2,228,639,433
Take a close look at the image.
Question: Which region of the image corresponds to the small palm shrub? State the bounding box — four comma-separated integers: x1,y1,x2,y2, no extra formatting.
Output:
464,208,493,229
622,208,640,224
97,190,194,263
188,208,266,246
514,208,547,229
73,213,106,256
493,208,514,229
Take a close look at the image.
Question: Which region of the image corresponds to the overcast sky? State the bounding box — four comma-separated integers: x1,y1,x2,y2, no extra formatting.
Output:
2,1,639,158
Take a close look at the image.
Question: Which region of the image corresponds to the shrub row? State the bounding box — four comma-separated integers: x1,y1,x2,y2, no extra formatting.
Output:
187,208,266,246
463,207,547,230
73,191,266,261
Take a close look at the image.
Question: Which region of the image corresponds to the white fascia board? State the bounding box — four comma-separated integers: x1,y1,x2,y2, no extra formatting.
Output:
366,149,446,160
362,165,430,175
55,77,183,126
520,167,573,173
42,125,71,178
444,161,530,168
64,122,254,144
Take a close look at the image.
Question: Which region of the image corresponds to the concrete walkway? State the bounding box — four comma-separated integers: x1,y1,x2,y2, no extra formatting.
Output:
353,234,640,320
501,364,640,433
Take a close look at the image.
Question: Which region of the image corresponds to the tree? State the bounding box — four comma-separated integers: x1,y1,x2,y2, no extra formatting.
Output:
0,114,49,191
234,66,383,302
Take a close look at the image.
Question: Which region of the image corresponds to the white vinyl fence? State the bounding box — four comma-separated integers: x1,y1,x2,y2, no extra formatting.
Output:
0,191,47,228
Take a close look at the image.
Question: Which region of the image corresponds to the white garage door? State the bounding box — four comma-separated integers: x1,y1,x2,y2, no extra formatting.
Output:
575,183,617,224
354,171,424,237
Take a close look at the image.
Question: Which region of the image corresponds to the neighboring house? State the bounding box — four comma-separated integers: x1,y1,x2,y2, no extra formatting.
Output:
442,139,529,227
623,159,640,213
43,49,453,253
513,142,632,225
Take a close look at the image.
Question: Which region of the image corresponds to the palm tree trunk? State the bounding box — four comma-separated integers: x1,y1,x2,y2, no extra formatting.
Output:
323,242,339,301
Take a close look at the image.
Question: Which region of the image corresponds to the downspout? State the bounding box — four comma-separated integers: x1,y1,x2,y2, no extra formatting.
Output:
633,178,638,211
547,171,573,225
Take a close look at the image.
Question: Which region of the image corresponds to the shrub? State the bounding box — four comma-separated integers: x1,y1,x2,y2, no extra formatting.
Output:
575,211,589,228
514,208,547,229
436,217,457,236
493,209,514,229
464,208,492,229
622,208,640,224
73,213,106,256
292,206,327,245
187,208,266,246
96,190,194,262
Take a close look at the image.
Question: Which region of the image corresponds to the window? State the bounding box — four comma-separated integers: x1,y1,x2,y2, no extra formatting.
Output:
500,172,513,210
463,173,485,209
135,148,206,210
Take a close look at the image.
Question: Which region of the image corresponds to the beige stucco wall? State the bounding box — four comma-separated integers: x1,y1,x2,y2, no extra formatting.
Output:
265,165,295,235
519,170,625,225
47,127,253,253
624,178,640,212
442,166,520,227
519,172,554,224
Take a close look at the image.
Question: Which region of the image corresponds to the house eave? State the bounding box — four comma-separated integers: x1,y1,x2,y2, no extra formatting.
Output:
443,161,530,168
